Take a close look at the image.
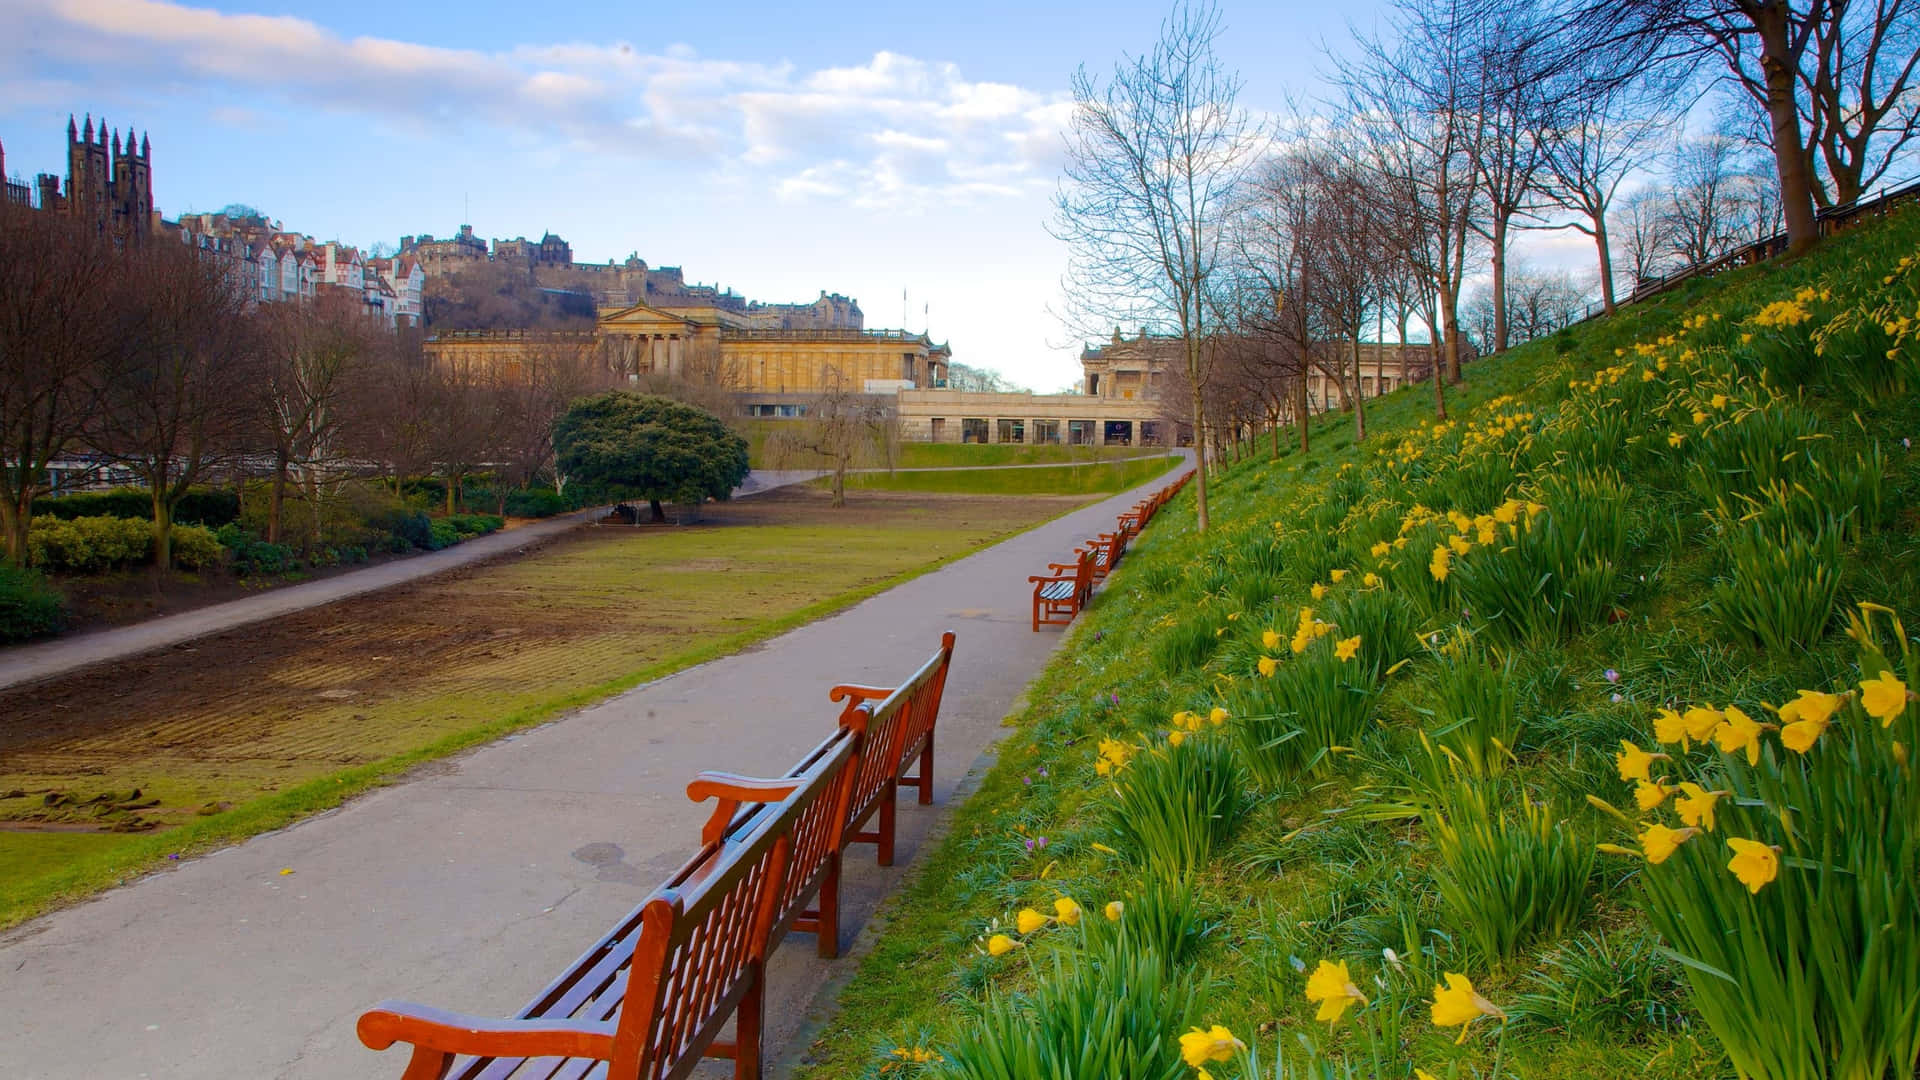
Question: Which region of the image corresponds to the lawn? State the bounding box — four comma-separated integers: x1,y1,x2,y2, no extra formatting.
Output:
742,418,1164,469
822,454,1180,495
793,208,1920,1080
0,489,1092,930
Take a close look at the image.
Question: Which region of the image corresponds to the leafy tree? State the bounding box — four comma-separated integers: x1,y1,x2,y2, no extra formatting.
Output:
551,392,748,523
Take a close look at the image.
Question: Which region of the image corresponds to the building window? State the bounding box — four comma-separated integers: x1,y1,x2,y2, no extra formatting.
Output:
1069,420,1096,446
997,419,1025,443
961,418,989,444
930,417,947,442
1141,421,1161,446
1032,420,1061,444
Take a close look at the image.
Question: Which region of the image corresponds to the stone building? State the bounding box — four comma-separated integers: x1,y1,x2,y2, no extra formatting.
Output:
15,115,156,240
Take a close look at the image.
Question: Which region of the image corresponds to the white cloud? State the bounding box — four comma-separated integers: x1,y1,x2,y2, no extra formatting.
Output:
3,0,1072,210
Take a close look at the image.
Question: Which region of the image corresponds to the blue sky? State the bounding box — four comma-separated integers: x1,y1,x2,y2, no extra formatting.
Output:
0,0,1535,388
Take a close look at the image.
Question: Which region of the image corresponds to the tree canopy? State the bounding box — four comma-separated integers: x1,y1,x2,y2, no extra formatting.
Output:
551,392,749,521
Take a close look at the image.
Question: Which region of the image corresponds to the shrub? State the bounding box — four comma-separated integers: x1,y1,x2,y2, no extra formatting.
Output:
170,524,224,571
0,563,64,642
35,486,238,528
368,505,433,550
27,515,152,573
443,513,504,538
503,488,570,518
426,520,461,550
1106,733,1246,879
1598,605,1920,1080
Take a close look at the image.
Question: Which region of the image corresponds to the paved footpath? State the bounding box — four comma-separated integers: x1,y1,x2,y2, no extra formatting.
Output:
0,463,1185,1080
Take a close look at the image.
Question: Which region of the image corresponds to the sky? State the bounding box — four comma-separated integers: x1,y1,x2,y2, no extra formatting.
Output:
0,0,1601,389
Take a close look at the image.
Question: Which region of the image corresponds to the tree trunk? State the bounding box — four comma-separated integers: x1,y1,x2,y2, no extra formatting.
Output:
648,498,666,523
268,449,290,545
151,488,174,572
1295,369,1310,453
1188,381,1210,532
1351,339,1367,443
1,495,28,567
446,477,457,517
1594,215,1617,313
831,460,847,508
1431,342,1449,421
1755,5,1819,254
1491,213,1510,353
1440,282,1463,383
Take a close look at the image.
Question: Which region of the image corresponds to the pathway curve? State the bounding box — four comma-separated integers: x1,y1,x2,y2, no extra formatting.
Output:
0,458,1190,1080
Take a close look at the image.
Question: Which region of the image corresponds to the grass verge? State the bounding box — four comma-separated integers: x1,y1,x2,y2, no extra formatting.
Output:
824,455,1179,495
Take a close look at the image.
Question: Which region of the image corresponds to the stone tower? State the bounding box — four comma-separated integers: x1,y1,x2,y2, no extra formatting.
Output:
63,114,152,240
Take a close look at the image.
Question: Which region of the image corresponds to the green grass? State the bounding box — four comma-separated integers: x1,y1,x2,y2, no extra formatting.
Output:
820,455,1178,495
793,207,1920,1080
742,418,1162,469
0,494,1089,930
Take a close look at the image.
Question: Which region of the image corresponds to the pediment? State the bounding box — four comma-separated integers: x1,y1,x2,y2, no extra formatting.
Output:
597,302,695,331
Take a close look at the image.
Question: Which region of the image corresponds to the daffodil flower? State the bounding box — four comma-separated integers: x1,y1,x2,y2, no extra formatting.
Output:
1429,973,1506,1044
1726,837,1780,893
1634,778,1676,811
1861,670,1910,725
1335,636,1361,662
1304,959,1369,1024
1261,629,1281,651
986,934,1018,956
1015,908,1049,934
1615,739,1666,782
1673,783,1724,831
1053,897,1081,926
1713,706,1769,765
1104,900,1124,921
1640,822,1699,864
1178,1025,1243,1066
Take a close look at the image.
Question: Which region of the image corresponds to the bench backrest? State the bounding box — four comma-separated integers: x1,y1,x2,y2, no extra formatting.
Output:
712,725,862,944
832,632,957,844
608,736,854,1080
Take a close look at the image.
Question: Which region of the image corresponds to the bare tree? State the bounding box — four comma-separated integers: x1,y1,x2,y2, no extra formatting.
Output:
0,204,118,564
1537,66,1677,312
1800,0,1920,205
256,293,368,544
1052,0,1257,531
88,237,259,569
1614,184,1677,286
1663,134,1762,264
490,337,615,504
348,327,440,496
1335,0,1498,418
762,372,896,507
1230,150,1329,452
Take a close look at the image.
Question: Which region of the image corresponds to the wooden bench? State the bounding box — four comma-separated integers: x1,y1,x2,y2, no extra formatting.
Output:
356,735,855,1080
714,631,956,959
1084,530,1127,582
1030,548,1094,632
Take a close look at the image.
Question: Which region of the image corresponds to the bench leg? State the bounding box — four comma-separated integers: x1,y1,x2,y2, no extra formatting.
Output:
878,779,897,867
913,739,934,805
816,852,842,959
734,969,764,1080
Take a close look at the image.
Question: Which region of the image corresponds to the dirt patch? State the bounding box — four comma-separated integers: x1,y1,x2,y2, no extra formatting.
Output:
0,486,1085,840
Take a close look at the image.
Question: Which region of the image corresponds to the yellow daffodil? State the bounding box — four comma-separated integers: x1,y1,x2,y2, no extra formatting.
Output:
1429,973,1506,1044
1335,636,1361,662
1691,409,1709,424
1104,900,1124,921
1653,707,1690,747
1778,689,1844,729
1330,568,1348,583
1713,705,1769,765
1861,670,1910,725
1261,629,1281,651
987,934,1018,956
1615,740,1666,782
1430,545,1451,582
1363,572,1382,588
1711,393,1728,409
1493,501,1519,525
1053,897,1081,926
1311,583,1329,601
1208,707,1230,727
1726,837,1781,893
1780,709,1829,753
1415,1071,1440,1080
1640,822,1699,864
1683,705,1724,743
1179,1025,1244,1066
1258,655,1279,677
1370,540,1392,559
1448,534,1472,557
1304,959,1369,1024
1015,908,1049,934
1167,730,1187,748
1634,779,1675,811
1673,783,1724,831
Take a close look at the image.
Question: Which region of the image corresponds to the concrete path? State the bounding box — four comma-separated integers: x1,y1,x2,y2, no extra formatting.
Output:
0,462,1187,1080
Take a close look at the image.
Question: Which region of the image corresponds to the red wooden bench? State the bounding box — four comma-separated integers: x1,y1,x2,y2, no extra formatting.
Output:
1084,530,1127,582
1030,548,1094,632
356,735,855,1080
714,631,956,958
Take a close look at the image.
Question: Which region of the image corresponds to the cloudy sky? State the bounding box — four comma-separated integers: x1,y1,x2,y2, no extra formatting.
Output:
0,0,1601,388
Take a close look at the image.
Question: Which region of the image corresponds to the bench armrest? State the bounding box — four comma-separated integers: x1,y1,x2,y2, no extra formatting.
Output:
358,1001,615,1062
688,772,803,844
1030,572,1071,583
828,684,893,705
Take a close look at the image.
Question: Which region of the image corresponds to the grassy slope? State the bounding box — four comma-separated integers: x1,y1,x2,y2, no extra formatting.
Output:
0,496,1088,930
795,209,1920,1080
823,455,1179,495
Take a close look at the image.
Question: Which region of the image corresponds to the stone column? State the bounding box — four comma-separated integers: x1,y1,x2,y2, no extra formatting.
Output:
669,334,684,378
